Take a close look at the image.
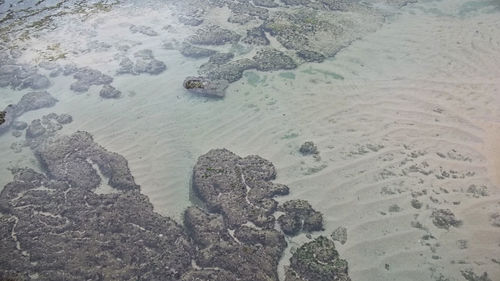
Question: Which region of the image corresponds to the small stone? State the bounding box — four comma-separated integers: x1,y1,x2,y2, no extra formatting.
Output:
299,141,318,155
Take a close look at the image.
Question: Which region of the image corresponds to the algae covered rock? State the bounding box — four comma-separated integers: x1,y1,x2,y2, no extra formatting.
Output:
299,141,319,155
183,76,229,98
286,236,351,281
278,199,324,235
431,208,462,230
253,48,297,71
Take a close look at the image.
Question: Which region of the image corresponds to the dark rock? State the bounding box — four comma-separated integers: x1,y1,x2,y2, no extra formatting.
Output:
0,168,193,281
180,43,217,58
70,67,113,93
253,48,297,71
0,105,16,134
285,236,351,281
296,50,326,63
99,85,122,99
253,0,279,8
183,76,229,98
179,15,204,26
243,26,270,45
411,199,422,209
299,141,318,155
192,148,289,228
181,269,238,281
209,53,235,65
56,113,73,124
16,91,58,115
11,120,28,130
129,24,158,36
0,110,5,125
461,270,492,281
188,25,241,45
33,131,140,191
331,226,347,245
278,200,323,235
431,209,462,229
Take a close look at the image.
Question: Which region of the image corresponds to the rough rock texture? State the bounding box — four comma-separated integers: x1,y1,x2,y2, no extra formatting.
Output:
188,25,241,45
180,43,217,58
99,85,122,99
117,49,166,75
431,209,462,230
278,200,324,235
299,141,319,155
209,53,235,65
183,76,229,98
1,120,350,281
253,48,297,71
129,24,158,36
243,26,271,45
253,0,279,8
192,148,290,228
285,236,351,281
70,67,113,93
179,15,204,26
0,168,193,281
0,110,6,125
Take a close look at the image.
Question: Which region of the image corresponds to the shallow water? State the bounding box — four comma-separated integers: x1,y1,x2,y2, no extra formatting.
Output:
0,0,499,280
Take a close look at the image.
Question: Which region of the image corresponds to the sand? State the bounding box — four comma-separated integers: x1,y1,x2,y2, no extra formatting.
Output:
0,0,499,280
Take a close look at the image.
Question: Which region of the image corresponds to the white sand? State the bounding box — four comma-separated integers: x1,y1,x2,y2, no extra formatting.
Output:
0,0,499,280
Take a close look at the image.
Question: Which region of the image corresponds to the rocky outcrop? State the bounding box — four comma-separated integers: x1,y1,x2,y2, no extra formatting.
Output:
1,123,350,281
285,236,351,281
278,200,324,235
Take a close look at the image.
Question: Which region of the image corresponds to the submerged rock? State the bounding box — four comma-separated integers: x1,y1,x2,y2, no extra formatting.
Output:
188,25,241,45
180,43,217,58
129,24,158,36
99,85,122,99
296,50,326,63
178,15,204,26
331,226,348,245
208,52,235,65
285,236,351,281
199,58,257,83
0,110,5,125
183,76,229,98
118,49,166,75
299,141,318,155
16,91,58,115
253,48,297,71
0,63,50,90
70,67,113,93
431,209,462,229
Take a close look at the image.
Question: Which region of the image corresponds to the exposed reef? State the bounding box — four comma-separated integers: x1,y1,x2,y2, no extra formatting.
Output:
1,125,348,280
